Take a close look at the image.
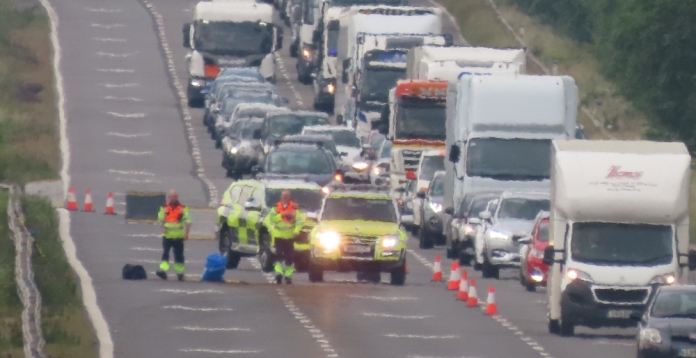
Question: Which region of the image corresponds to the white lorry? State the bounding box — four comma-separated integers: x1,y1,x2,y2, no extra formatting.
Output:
544,140,695,336
334,6,444,133
183,1,282,107
405,46,526,81
443,75,578,222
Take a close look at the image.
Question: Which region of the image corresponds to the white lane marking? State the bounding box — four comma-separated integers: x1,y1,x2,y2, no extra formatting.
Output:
591,340,634,347
157,289,223,294
86,8,122,13
125,234,161,238
44,0,115,351
130,247,160,252
348,294,419,302
109,169,155,176
103,96,142,101
274,53,307,109
384,334,459,339
247,259,339,357
116,177,162,184
175,326,251,332
93,37,126,42
150,271,202,279
180,349,261,354
163,306,234,312
406,249,434,269
102,83,139,88
91,23,124,28
109,149,152,156
140,0,218,207
97,68,135,73
106,111,145,118
96,51,136,58
362,312,431,319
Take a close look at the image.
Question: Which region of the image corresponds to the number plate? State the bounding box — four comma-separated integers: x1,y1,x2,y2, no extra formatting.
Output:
344,245,371,253
606,310,633,319
680,349,696,357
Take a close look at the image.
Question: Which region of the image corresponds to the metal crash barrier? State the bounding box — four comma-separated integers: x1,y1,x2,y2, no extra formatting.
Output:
125,191,165,223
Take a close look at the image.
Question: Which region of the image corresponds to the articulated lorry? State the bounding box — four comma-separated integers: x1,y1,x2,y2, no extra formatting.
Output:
544,140,696,336
406,46,526,81
183,1,282,107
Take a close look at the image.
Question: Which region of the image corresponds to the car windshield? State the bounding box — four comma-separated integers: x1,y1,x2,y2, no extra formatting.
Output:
194,21,273,56
497,198,550,221
222,96,274,116
305,130,360,148
466,138,552,180
321,197,397,222
265,189,323,212
287,139,338,156
360,67,406,102
268,115,330,138
217,86,276,102
380,141,392,158
396,98,446,140
219,68,264,81
651,291,696,318
537,222,549,242
240,121,263,139
571,223,673,266
267,149,333,175
465,196,497,219
430,177,444,196
327,28,339,56
419,156,445,180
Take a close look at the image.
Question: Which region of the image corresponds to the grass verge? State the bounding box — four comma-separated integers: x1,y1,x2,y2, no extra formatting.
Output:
23,195,97,357
0,191,24,356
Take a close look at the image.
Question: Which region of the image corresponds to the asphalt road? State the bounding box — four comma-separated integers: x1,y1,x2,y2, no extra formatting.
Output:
50,0,638,356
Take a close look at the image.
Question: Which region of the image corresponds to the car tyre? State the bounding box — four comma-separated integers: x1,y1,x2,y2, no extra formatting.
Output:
560,311,575,336
418,224,434,249
308,260,324,282
481,256,500,279
390,264,406,286
446,242,456,259
290,41,298,57
548,319,561,335
226,251,241,269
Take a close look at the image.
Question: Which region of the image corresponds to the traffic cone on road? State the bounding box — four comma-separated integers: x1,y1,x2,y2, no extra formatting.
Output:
104,192,116,215
83,189,94,212
431,255,443,282
485,286,498,315
66,187,78,211
447,261,461,290
457,270,469,301
466,279,479,307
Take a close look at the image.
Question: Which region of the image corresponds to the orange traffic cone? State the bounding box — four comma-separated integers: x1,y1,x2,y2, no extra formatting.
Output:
447,261,461,290
466,279,479,307
457,270,469,301
66,187,78,211
485,286,498,315
83,189,94,212
431,255,443,282
104,192,116,215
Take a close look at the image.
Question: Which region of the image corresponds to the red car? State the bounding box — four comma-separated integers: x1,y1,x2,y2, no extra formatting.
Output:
519,211,550,292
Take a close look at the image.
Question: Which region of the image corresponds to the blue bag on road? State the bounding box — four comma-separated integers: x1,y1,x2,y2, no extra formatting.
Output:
200,253,226,282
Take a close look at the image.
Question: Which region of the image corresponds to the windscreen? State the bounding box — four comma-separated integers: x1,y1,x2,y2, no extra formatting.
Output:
360,67,406,102
268,115,330,138
497,198,549,221
265,189,323,212
380,141,392,159
465,196,497,219
240,121,263,139
429,177,444,196
267,149,333,175
222,96,274,116
322,197,397,222
466,138,552,180
571,223,673,266
651,291,696,318
194,21,273,56
327,28,339,56
304,130,360,148
396,98,446,140
537,222,549,242
419,156,445,180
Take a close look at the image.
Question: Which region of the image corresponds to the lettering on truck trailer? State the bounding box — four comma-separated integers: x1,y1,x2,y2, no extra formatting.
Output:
606,165,644,180
590,165,654,192
458,72,494,79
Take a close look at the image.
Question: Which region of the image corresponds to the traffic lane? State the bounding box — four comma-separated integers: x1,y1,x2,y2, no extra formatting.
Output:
405,238,637,358
281,258,548,358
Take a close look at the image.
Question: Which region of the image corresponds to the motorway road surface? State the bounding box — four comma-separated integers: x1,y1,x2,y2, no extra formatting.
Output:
50,0,637,356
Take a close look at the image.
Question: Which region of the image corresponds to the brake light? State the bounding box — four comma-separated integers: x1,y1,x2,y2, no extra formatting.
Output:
204,64,219,78
395,80,447,98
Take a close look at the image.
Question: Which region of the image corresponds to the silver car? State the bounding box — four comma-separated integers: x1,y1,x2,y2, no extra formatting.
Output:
416,170,446,249
444,191,501,265
480,191,550,279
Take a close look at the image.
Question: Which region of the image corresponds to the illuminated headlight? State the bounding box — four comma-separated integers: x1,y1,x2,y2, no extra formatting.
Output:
302,48,314,59
326,83,335,94
429,202,442,213
352,162,369,171
263,145,270,154
566,268,593,282
530,268,544,282
316,231,340,250
381,235,399,249
463,224,476,236
649,273,677,285
488,230,509,241
321,186,330,194
190,79,205,87
530,248,544,259
639,328,662,346
229,147,239,155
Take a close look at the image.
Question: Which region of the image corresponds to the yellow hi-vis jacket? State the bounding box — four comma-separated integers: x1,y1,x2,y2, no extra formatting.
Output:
158,202,191,239
263,202,303,241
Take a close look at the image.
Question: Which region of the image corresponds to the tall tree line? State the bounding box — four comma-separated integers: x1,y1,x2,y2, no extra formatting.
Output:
511,0,696,151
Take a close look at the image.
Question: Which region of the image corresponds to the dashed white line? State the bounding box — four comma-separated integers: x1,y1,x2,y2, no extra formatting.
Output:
129,247,160,252
103,96,142,101
348,294,419,302
124,234,161,238
157,289,223,295
116,177,162,184
109,149,152,156
384,334,460,339
163,305,234,312
106,111,145,118
174,326,252,332
93,37,126,42
109,169,155,176
102,83,139,88
107,132,150,138
91,23,124,29
86,8,122,13
96,52,136,58
362,312,431,319
179,349,261,354
97,68,135,73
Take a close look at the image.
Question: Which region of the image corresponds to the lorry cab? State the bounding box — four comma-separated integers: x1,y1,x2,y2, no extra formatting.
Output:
544,140,696,337
183,1,282,107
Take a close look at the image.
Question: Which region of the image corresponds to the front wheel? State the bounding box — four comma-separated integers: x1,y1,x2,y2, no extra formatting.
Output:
481,256,500,279
308,260,324,282
226,251,241,269
560,312,575,336
548,319,561,335
418,223,434,249
390,264,406,286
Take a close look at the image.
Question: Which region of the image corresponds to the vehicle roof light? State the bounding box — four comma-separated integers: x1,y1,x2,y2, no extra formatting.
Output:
395,80,448,98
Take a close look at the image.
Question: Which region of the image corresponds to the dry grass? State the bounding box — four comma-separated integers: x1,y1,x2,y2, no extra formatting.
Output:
0,191,24,356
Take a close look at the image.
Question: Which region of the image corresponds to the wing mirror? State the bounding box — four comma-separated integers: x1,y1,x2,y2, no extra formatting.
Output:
689,249,696,271
211,107,220,115
416,191,426,199
478,211,491,221
182,23,191,48
518,235,532,244
542,245,555,266
336,115,344,126
253,129,262,140
444,207,454,215
449,144,461,163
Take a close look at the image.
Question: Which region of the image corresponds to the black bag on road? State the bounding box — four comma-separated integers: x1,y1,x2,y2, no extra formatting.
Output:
122,264,147,280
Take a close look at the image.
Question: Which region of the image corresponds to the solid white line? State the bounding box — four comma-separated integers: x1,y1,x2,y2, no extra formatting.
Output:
163,305,234,312
96,51,135,57
109,149,152,156
91,23,124,29
179,349,261,354
125,234,160,238
93,38,126,42
41,0,114,353
115,177,162,184
348,294,419,301
86,8,122,13
97,68,134,73
130,247,160,252
107,131,150,137
108,169,155,176
362,312,431,319
103,96,142,101
174,326,251,332
102,83,139,88
106,111,145,118
384,334,460,339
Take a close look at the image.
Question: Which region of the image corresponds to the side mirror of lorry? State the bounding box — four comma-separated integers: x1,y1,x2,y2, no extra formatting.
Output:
444,207,454,216
182,23,191,48
542,245,555,266
336,115,344,126
253,129,262,140
689,250,696,271
449,144,461,163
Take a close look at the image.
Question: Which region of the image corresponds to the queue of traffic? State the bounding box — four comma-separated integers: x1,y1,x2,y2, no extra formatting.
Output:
182,0,696,352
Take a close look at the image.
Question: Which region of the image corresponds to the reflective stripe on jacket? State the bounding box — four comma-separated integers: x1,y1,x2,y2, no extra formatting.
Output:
158,203,191,239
